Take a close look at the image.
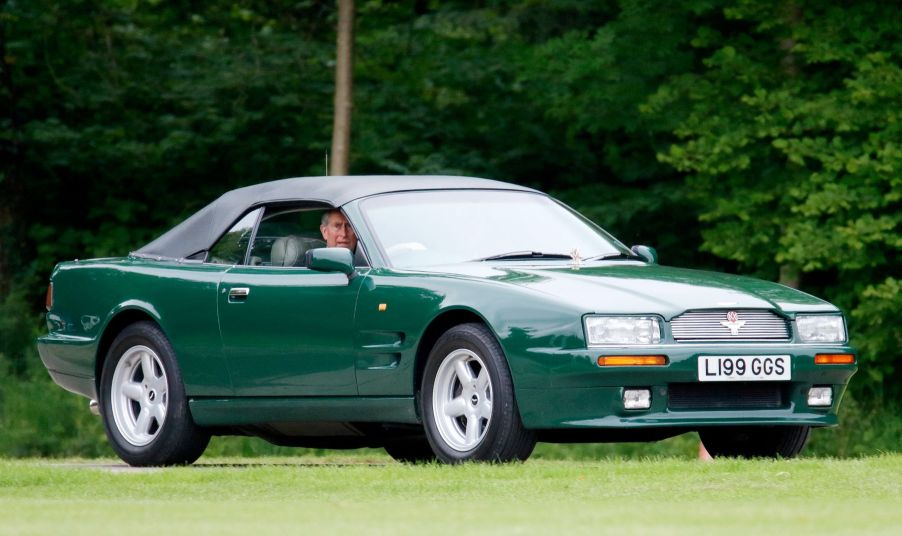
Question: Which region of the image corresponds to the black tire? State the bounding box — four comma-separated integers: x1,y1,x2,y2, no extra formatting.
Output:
383,436,437,464
99,321,210,466
699,425,810,459
420,323,536,463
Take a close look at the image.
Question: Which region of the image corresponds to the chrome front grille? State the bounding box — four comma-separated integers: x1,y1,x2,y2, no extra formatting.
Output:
671,310,791,342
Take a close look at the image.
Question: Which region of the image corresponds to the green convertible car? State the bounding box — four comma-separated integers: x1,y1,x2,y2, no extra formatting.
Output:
37,175,857,465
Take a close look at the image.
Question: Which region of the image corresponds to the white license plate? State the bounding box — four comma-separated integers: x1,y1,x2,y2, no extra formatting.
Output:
697,355,791,382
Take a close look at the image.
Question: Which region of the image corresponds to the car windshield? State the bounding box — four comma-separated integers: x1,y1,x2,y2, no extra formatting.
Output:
360,190,630,268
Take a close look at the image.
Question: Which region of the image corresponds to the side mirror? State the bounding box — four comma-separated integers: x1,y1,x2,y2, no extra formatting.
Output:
306,248,355,276
630,245,658,264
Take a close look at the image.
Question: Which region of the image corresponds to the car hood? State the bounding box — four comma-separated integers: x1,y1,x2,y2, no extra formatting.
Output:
416,262,838,318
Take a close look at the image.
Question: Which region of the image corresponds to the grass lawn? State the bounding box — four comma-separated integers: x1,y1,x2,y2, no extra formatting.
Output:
1,454,900,535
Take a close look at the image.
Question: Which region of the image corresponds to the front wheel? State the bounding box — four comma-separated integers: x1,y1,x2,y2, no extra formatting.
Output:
100,321,210,466
699,425,810,459
420,323,536,463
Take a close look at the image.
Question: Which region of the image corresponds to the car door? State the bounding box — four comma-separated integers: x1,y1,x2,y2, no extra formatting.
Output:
217,206,362,396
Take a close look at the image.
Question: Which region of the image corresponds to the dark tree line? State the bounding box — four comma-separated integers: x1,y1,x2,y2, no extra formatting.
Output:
1,0,899,395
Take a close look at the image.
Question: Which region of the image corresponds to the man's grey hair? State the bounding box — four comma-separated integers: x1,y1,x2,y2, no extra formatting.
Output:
321,209,341,226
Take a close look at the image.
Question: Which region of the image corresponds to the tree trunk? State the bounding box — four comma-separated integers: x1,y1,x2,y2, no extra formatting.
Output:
779,265,800,289
330,0,354,176
776,2,801,290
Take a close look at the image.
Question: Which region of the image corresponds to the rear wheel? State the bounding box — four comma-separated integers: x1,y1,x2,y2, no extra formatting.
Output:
100,321,210,466
420,323,535,463
699,425,810,459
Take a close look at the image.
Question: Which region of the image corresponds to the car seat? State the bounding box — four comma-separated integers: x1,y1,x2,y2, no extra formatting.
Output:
270,236,305,267
270,236,326,267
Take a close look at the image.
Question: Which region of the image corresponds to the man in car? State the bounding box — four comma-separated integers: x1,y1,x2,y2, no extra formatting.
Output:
320,209,358,252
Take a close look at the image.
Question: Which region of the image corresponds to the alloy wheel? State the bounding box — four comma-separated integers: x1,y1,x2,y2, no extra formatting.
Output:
431,349,493,452
109,345,168,446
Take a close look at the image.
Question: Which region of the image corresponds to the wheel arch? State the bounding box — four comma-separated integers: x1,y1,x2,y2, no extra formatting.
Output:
413,307,499,397
95,306,165,394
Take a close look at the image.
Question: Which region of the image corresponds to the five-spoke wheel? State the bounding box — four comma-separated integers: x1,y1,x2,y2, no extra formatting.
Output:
110,345,169,446
432,349,493,451
421,323,535,462
100,321,210,466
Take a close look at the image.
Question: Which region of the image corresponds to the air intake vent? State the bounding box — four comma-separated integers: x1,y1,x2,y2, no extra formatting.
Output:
668,383,785,410
671,310,790,342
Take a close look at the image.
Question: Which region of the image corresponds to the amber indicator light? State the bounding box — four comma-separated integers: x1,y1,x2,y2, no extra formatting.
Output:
815,353,855,365
597,355,668,367
45,282,53,311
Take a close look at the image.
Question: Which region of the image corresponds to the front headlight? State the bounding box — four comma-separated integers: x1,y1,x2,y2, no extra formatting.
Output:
796,315,846,343
584,316,661,346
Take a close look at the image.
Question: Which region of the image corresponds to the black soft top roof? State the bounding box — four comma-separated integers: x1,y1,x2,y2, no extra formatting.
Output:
135,175,536,259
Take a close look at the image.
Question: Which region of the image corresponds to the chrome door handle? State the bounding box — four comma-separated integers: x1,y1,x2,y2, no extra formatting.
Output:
228,287,250,299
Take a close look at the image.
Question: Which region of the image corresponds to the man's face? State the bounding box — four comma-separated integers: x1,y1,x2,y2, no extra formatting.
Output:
320,211,358,250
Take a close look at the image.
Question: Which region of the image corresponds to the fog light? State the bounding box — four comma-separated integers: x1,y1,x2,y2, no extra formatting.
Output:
623,389,651,410
807,387,833,407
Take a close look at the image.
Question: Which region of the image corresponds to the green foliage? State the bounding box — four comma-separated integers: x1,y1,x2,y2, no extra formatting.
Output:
806,391,902,457
642,0,902,390
518,1,716,267
0,360,110,457
0,289,37,376
4,0,339,293
354,3,547,179
851,278,902,386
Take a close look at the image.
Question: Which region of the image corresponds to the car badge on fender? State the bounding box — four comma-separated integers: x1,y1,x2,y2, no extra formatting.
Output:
720,310,746,336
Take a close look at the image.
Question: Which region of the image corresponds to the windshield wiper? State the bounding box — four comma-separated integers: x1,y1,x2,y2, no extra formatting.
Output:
583,252,639,261
477,251,574,262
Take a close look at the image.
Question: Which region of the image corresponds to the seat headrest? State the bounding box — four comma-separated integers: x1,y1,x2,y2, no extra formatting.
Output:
270,235,304,267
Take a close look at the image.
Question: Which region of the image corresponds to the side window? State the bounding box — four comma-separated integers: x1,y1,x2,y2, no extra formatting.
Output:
249,208,327,267
207,208,262,265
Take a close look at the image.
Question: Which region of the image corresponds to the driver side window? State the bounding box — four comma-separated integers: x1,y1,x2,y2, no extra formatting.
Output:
248,209,326,267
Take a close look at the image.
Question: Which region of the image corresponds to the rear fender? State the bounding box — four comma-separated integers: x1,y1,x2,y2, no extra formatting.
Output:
94,303,164,393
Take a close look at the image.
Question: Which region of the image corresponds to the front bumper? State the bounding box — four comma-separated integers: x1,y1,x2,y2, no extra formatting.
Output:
513,343,857,430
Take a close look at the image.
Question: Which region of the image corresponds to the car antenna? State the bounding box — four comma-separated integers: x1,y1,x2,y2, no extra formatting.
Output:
325,152,330,176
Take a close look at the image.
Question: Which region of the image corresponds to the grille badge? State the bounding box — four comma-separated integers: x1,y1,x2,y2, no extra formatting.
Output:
671,310,790,341
719,311,746,336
